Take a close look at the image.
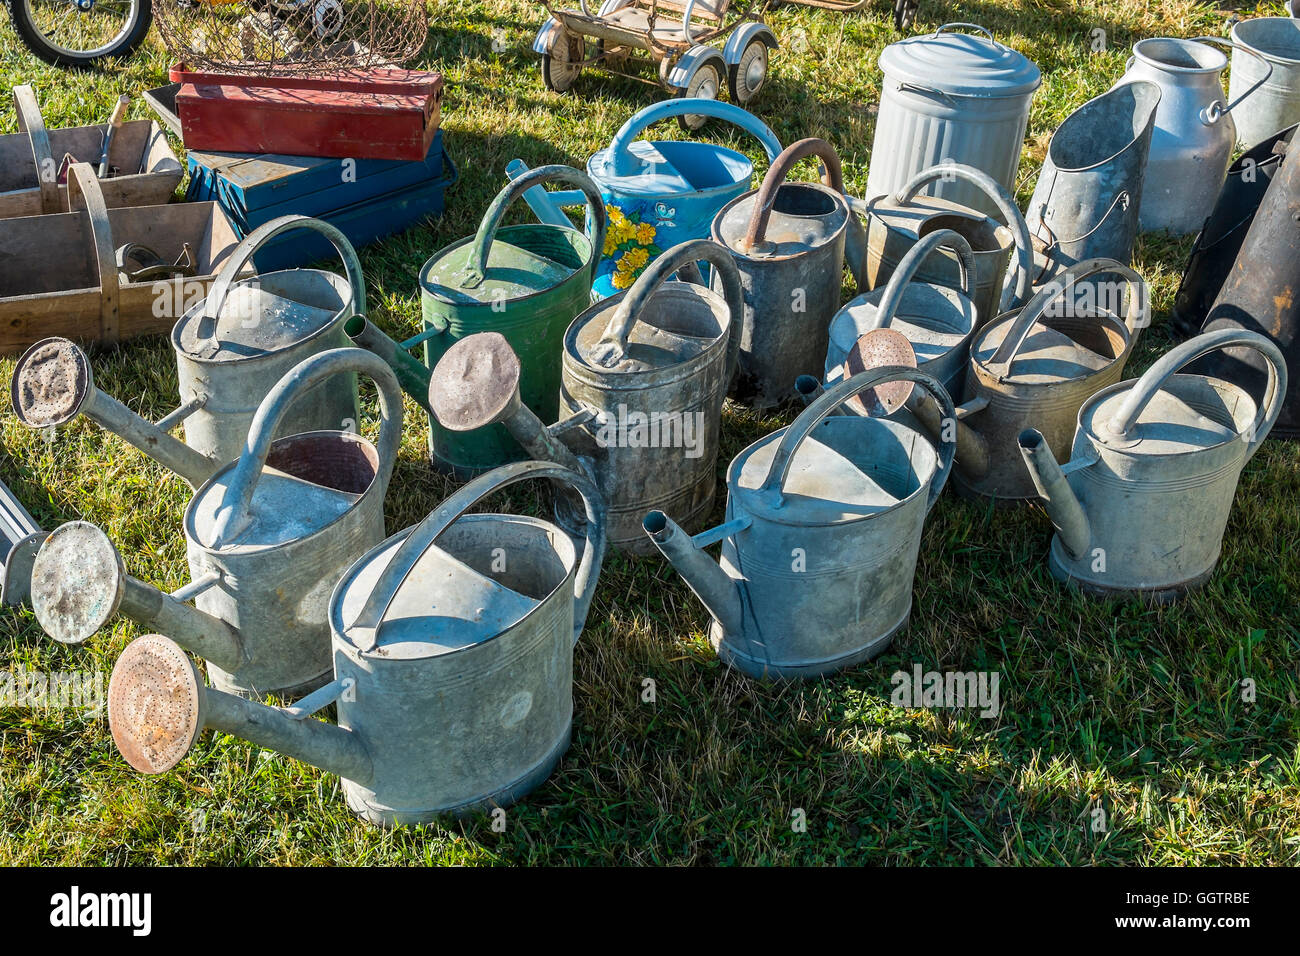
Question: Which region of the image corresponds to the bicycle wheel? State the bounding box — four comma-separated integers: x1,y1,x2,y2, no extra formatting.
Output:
6,0,152,68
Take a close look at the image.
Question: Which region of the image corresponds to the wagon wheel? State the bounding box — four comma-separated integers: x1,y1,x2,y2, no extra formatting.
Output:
675,60,722,131
728,38,769,105
541,29,584,93
894,0,920,30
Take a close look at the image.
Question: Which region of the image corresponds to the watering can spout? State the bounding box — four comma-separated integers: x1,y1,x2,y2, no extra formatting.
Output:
345,315,434,414
642,511,743,637
1018,429,1091,558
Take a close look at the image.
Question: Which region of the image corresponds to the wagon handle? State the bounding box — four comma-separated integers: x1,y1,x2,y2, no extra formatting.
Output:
986,259,1146,371
196,216,367,352
13,85,59,215
934,22,996,43
895,163,1034,313
605,99,783,178
349,460,607,650
1191,36,1273,122
460,165,608,290
204,348,404,549
66,163,121,346
1102,328,1286,463
866,228,975,333
739,138,845,255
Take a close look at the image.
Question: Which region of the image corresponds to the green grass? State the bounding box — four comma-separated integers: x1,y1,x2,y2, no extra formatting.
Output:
3,0,1300,865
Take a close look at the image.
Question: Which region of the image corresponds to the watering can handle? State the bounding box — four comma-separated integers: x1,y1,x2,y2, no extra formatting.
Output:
934,22,997,43
895,163,1034,312
1103,328,1287,463
199,216,367,335
1191,36,1273,121
462,165,608,290
867,228,976,332
66,163,121,346
350,460,607,648
590,238,743,367
986,258,1146,369
206,348,404,548
758,365,956,513
740,138,845,253
13,85,59,215
604,99,783,178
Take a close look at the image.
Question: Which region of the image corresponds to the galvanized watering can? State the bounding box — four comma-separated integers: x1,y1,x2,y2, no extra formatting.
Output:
711,137,849,409
858,163,1033,328
105,460,607,825
28,348,403,699
911,260,1147,502
8,215,366,482
429,239,743,554
1019,328,1286,602
507,99,782,299
1026,81,1162,281
1118,37,1272,235
1228,17,1300,148
644,362,956,679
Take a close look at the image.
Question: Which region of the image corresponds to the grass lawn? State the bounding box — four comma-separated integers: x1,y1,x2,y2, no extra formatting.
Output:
2,0,1299,865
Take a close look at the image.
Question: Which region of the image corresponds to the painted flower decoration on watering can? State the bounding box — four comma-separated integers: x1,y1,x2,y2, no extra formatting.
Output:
599,201,674,291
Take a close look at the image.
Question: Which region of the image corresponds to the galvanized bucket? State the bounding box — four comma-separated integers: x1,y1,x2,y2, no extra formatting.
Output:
712,137,849,409
418,165,606,477
1020,328,1286,602
1026,81,1162,281
1229,17,1300,147
867,23,1041,219
644,364,956,679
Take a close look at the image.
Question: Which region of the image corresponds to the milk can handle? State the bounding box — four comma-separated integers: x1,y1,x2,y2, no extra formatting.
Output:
1104,328,1287,462
934,22,996,43
13,85,59,215
866,228,975,332
1191,36,1273,121
206,348,404,548
605,99,783,178
66,163,121,345
758,365,956,513
987,259,1146,367
590,238,743,367
461,165,608,289
350,460,607,648
895,163,1034,312
740,138,845,253
199,216,368,335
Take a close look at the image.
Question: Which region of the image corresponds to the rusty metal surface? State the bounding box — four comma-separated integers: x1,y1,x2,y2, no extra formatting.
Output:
842,329,917,416
11,338,91,428
108,634,205,775
30,522,126,645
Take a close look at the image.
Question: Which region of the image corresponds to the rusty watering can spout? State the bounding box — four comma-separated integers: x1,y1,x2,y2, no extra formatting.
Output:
642,511,744,638
344,314,434,415
1017,429,1091,558
11,338,217,488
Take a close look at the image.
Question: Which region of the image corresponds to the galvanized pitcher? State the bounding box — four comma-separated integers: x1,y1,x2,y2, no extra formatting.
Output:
105,460,606,826
1020,328,1286,602
418,165,607,476
1026,81,1162,281
644,364,956,679
29,348,403,698
712,137,849,409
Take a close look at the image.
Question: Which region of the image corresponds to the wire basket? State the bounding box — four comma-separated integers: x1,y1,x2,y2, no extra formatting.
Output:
154,0,428,75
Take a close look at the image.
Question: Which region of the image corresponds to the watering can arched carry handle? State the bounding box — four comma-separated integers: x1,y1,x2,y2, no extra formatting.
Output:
206,348,404,547
867,228,976,332
13,85,59,215
1104,328,1287,463
461,165,608,289
987,258,1147,369
895,163,1034,313
740,138,846,254
590,237,744,368
759,365,957,512
605,99,783,178
1190,36,1273,123
350,460,607,648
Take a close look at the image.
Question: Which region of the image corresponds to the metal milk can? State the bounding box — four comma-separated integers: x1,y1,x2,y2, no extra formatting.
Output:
8,215,365,481
429,239,743,554
1228,17,1300,148
1118,37,1271,235
867,23,1041,219
1020,328,1287,602
105,460,607,825
711,137,849,409
417,165,607,476
912,260,1147,502
28,348,403,699
1026,81,1162,281
859,163,1034,327
644,363,956,679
